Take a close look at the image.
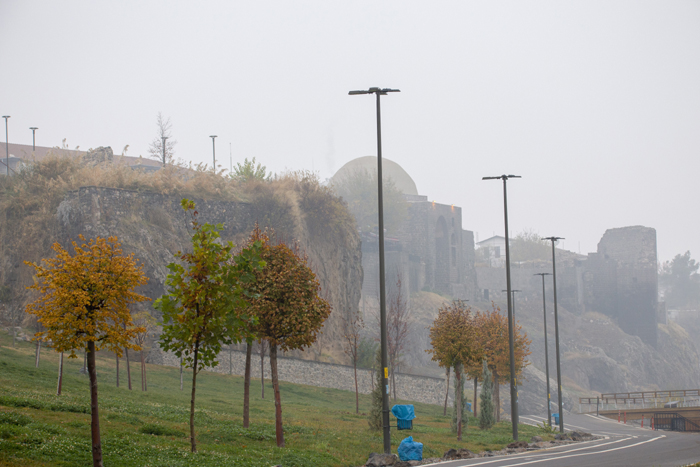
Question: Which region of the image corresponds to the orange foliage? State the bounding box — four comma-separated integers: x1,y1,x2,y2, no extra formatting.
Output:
25,235,149,358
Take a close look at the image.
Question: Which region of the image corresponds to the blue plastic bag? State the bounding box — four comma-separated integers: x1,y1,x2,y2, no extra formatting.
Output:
397,436,423,461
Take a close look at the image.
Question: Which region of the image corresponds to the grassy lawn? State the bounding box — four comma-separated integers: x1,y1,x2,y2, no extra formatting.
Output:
0,332,550,466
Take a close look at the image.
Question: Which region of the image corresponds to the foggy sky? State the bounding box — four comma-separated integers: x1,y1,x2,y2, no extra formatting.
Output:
1,1,699,263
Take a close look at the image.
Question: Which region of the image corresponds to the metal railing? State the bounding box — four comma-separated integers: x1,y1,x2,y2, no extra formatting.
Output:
653,412,700,433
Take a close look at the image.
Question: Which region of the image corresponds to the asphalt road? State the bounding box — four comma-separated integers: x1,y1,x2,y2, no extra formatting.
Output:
424,412,700,467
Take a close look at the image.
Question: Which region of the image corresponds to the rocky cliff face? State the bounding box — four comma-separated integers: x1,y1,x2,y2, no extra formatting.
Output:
4,184,362,360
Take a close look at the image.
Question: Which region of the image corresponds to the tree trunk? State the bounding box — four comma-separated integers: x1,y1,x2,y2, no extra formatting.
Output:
125,348,132,390
229,345,233,375
456,364,463,441
473,377,478,419
354,359,359,414
391,363,397,401
493,371,500,422
190,342,199,453
115,354,119,387
87,341,103,467
243,341,252,428
270,343,285,447
35,340,41,368
180,356,183,391
443,367,451,416
260,339,265,399
56,352,64,396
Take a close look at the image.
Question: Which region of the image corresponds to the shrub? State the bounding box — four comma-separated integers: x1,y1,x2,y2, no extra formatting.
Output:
138,423,185,437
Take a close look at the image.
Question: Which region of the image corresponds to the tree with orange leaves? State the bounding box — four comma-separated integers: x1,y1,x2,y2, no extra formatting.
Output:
427,300,480,440
476,303,531,422
244,226,331,447
25,236,149,467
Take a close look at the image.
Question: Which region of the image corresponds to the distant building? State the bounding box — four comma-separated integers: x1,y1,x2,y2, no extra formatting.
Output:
476,235,507,267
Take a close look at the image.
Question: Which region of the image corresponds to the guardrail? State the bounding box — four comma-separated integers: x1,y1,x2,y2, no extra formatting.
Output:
578,389,700,413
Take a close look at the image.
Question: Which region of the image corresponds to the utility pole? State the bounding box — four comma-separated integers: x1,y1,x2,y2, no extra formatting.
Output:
534,272,552,427
483,174,521,440
349,86,400,454
544,236,564,433
502,289,521,318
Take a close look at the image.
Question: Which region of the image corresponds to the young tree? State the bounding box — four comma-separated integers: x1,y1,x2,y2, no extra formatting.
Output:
478,304,531,422
132,311,156,391
427,301,481,440
147,112,176,164
157,199,263,453
479,360,495,430
25,236,149,467
368,349,384,431
342,310,365,414
387,274,410,401
231,157,270,182
244,227,332,447
451,362,468,433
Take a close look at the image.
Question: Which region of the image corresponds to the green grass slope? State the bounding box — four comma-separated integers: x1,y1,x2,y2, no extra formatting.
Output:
0,332,549,466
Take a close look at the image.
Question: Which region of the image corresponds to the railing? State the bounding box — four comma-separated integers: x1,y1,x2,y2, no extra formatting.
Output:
579,389,700,412
653,413,700,433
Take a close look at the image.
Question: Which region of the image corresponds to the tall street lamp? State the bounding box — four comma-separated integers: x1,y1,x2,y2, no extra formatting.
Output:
534,272,552,427
30,127,38,152
210,135,217,169
543,236,564,433
161,136,168,166
3,116,10,176
502,289,521,318
482,174,521,440
349,86,400,454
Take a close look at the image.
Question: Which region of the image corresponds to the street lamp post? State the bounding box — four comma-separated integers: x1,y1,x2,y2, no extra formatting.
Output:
543,237,564,433
349,86,400,454
482,174,521,440
3,116,9,176
30,127,38,152
502,289,521,318
161,136,168,166
210,135,217,169
534,272,552,427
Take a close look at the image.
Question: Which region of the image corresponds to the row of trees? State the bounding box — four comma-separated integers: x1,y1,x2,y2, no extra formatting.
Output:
25,199,330,467
427,301,531,440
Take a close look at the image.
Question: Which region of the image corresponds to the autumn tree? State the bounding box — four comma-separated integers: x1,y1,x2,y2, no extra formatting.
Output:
387,274,410,401
478,304,531,422
25,236,149,467
157,200,263,453
244,227,331,447
342,309,365,414
427,301,481,440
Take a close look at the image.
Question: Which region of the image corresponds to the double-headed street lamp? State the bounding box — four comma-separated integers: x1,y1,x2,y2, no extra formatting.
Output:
349,86,399,454
534,272,553,427
3,116,10,176
210,135,217,169
30,127,38,152
543,237,564,433
482,174,521,440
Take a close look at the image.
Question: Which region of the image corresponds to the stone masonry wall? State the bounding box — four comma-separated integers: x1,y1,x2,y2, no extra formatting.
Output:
152,348,455,407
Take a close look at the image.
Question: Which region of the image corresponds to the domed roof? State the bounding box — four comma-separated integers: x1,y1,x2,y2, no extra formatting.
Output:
331,156,418,195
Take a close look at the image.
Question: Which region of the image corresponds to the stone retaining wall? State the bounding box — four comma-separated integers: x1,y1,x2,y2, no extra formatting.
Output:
154,348,454,406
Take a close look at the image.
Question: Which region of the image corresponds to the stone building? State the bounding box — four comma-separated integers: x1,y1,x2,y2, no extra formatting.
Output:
331,157,478,303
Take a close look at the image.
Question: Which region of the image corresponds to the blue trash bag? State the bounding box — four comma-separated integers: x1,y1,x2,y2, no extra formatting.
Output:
397,436,423,461
391,405,416,430
467,402,472,412
553,413,560,425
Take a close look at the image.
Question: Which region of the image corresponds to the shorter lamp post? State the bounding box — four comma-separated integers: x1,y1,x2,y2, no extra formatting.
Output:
543,236,564,433
502,289,521,318
534,272,552,426
210,135,217,169
30,127,38,152
3,116,9,176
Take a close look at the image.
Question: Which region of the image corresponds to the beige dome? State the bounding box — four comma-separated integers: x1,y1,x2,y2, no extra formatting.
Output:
331,156,418,195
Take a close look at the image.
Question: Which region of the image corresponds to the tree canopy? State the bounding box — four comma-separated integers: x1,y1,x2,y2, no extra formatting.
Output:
232,157,271,182
660,251,700,308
